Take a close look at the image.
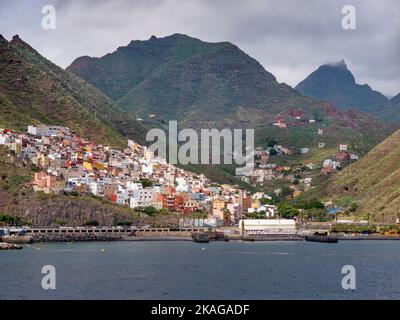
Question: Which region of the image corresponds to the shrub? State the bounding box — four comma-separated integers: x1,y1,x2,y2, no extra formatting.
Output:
116,221,132,226
84,220,100,226
331,224,376,234
140,179,153,188
277,203,299,219
143,206,157,216
0,214,25,226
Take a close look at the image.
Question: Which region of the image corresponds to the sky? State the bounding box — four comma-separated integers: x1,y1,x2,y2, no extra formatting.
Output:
1,0,399,97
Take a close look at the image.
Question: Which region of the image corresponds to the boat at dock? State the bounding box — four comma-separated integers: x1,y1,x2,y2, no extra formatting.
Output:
1,235,33,244
305,234,338,243
0,242,23,250
192,232,210,243
1,227,33,244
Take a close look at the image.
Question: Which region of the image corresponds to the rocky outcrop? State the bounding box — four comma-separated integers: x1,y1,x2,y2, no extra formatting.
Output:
0,189,139,227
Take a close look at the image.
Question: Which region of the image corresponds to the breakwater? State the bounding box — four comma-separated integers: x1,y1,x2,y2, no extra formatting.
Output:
23,227,207,242
32,233,123,242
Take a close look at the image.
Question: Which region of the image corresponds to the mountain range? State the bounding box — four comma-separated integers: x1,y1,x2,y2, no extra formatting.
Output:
0,33,398,223
67,34,394,161
296,60,400,123
68,33,312,129
0,33,395,162
0,34,146,147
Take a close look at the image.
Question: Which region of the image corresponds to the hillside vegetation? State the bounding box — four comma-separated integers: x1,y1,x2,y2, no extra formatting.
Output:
326,129,400,223
0,34,146,147
68,34,395,168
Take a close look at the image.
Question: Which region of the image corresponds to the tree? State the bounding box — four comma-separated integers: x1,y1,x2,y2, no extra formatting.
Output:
267,139,277,148
189,209,208,219
350,203,358,213
158,208,170,216
0,214,25,226
269,148,278,156
140,179,153,188
84,220,99,226
304,208,328,222
144,206,157,216
244,211,266,219
281,187,292,197
293,198,324,210
260,197,274,205
116,221,132,226
277,203,299,219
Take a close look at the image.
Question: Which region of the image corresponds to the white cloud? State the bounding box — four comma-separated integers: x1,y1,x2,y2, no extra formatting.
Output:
0,0,399,96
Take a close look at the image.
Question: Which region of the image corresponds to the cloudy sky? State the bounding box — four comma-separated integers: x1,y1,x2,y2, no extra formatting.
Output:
1,0,399,96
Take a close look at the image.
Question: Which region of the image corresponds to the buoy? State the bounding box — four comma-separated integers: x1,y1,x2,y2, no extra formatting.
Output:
101,248,105,252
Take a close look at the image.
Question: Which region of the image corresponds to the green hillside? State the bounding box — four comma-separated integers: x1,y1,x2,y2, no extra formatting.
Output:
68,34,322,129
326,128,400,223
68,34,395,167
0,34,146,147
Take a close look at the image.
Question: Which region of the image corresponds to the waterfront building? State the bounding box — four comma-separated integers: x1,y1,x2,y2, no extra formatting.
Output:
239,219,296,235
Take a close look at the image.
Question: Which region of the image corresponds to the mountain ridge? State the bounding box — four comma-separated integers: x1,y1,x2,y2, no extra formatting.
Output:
0,34,147,147
68,33,317,129
296,60,399,123
67,34,394,152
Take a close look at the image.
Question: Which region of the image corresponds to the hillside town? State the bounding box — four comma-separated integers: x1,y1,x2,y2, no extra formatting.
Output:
245,141,359,200
0,125,281,227
242,108,360,195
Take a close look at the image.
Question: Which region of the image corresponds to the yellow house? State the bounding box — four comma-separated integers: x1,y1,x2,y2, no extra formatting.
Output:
92,162,106,171
212,199,226,220
83,146,93,153
293,190,302,198
251,200,260,209
83,161,93,172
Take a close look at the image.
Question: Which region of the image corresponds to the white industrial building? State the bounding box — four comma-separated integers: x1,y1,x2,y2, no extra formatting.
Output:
239,219,297,235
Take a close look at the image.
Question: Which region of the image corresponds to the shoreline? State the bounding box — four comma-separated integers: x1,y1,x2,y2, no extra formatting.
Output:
4,228,400,244
17,235,400,243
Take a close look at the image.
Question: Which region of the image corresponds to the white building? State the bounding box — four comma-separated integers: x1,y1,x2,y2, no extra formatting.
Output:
115,191,127,206
247,205,277,218
22,147,37,159
176,177,189,193
0,134,10,145
130,188,155,207
141,163,153,175
350,154,359,161
125,181,143,191
28,125,70,137
89,182,100,195
239,219,296,234
251,192,270,200
323,159,341,169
